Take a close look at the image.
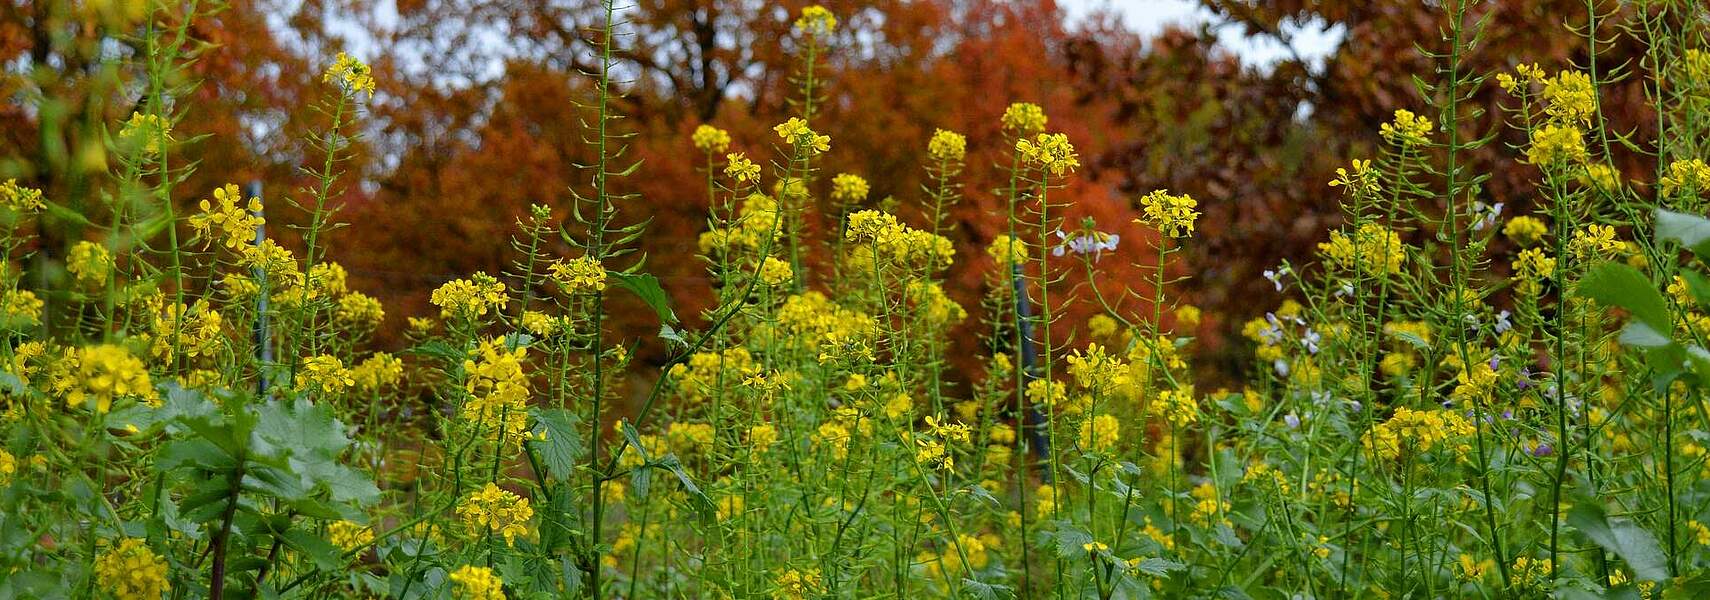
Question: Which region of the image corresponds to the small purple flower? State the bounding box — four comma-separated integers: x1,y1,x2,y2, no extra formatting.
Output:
1531,443,1553,457
1472,201,1504,232
1284,413,1301,429
1264,264,1292,292
1302,329,1322,355
1494,310,1513,334
1516,367,1534,390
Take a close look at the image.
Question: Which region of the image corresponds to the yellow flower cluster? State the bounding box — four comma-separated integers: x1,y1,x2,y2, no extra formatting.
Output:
1079,413,1121,452
1360,407,1474,461
927,128,967,162
67,240,113,289
775,291,876,351
1159,385,1198,427
907,280,966,325
1511,248,1556,296
550,256,608,295
1510,556,1554,591
1527,123,1587,165
146,299,225,362
449,564,507,600
919,533,991,579
1001,102,1048,134
1541,70,1596,124
431,272,508,320
724,153,761,182
295,355,354,394
352,352,404,392
323,51,376,98
461,338,531,447
985,234,1028,268
54,344,155,413
774,117,830,155
1136,189,1201,238
0,179,45,212
1581,163,1620,191
335,291,385,329
1327,159,1380,195
190,183,265,250
666,421,716,455
0,448,14,484
94,538,171,600
1016,132,1080,176
1379,109,1433,146
1503,215,1548,246
692,124,731,153
1065,343,1130,394
1661,159,1710,196
831,173,869,203
118,112,173,156
1,288,43,326
328,520,373,552
793,5,836,38
758,256,793,286
1317,223,1405,276
773,567,825,600
699,194,782,254
457,483,534,546
1567,224,1621,261
843,210,954,270
669,347,759,401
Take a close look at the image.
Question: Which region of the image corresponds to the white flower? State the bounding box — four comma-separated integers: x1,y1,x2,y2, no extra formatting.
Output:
1263,264,1292,292
1472,201,1504,232
1494,310,1513,334
1053,229,1120,259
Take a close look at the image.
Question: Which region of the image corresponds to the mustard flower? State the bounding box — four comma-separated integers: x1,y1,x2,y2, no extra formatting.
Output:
351,352,404,392
1317,223,1405,276
1136,189,1200,238
461,338,531,448
1541,70,1596,124
1,289,43,326
1327,159,1380,196
1001,102,1048,134
725,153,761,182
1661,159,1710,197
67,240,113,289
457,483,534,546
1503,215,1548,246
189,183,265,251
431,272,508,320
794,6,837,38
831,173,869,203
94,538,170,600
449,565,506,600
335,291,385,329
55,344,155,413
118,112,172,156
1527,123,1587,165
773,567,825,600
1568,224,1621,261
295,355,354,395
1360,406,1475,461
1016,132,1080,176
323,51,376,98
0,179,44,212
927,128,967,162
1079,413,1121,451
1379,109,1434,146
0,449,14,484
549,256,608,295
691,124,731,153
759,256,793,286
774,117,830,155
327,520,373,552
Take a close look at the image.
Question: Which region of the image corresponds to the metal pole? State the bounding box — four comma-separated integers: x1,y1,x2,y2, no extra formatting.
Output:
1013,263,1050,468
246,180,271,396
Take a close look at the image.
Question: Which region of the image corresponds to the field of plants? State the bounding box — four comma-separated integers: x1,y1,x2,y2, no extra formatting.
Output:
5,0,1710,598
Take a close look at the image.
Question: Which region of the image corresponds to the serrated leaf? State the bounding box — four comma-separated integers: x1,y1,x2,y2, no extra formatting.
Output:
1132,557,1186,577
283,528,344,571
1579,262,1671,341
611,272,677,325
1657,208,1710,261
529,408,583,482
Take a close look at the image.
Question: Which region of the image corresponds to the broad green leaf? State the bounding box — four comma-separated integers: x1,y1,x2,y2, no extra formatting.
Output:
1579,262,1671,340
1567,503,1669,582
529,408,583,482
655,455,715,524
611,271,677,324
283,528,345,571
1656,208,1710,261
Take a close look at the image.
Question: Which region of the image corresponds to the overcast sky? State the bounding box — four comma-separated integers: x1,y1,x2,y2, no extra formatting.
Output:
1056,0,1344,69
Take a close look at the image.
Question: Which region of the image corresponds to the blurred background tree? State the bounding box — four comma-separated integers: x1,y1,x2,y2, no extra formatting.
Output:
2,0,1656,384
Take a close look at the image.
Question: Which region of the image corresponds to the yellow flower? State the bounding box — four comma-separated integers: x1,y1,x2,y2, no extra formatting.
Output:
758,256,793,286
986,234,1028,268
0,449,14,484
457,483,534,546
724,153,761,182
1079,414,1121,451
1,288,43,326
549,256,608,294
773,117,830,155
323,51,376,98
189,183,265,251
1001,102,1048,134
1456,553,1493,581
118,112,173,156
1527,123,1587,165
1175,305,1202,330
431,272,508,320
1503,215,1548,246
461,339,531,448
1328,159,1380,195
1541,70,1596,124
327,520,373,552
748,423,778,453
1688,519,1710,546
927,128,967,162
295,355,354,395
691,124,731,153
449,565,506,600
831,173,869,203
0,179,45,212
793,5,837,38
1360,407,1475,461
94,538,171,600
352,352,404,392
1660,159,1710,197
1379,109,1434,146
1087,314,1118,338
55,344,155,413
67,240,113,289
1567,224,1621,261
1317,223,1405,276
1159,385,1199,427
1016,132,1080,176
1136,189,1200,238
335,291,386,329
773,567,825,599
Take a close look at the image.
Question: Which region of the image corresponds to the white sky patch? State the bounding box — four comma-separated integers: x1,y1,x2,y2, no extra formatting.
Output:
1058,0,1345,71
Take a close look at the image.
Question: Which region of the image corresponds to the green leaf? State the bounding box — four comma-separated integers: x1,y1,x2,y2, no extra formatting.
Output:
654,455,716,524
1579,262,1672,341
1131,557,1186,577
529,408,583,482
282,528,345,571
611,272,677,325
1657,209,1710,261
1567,503,1669,581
